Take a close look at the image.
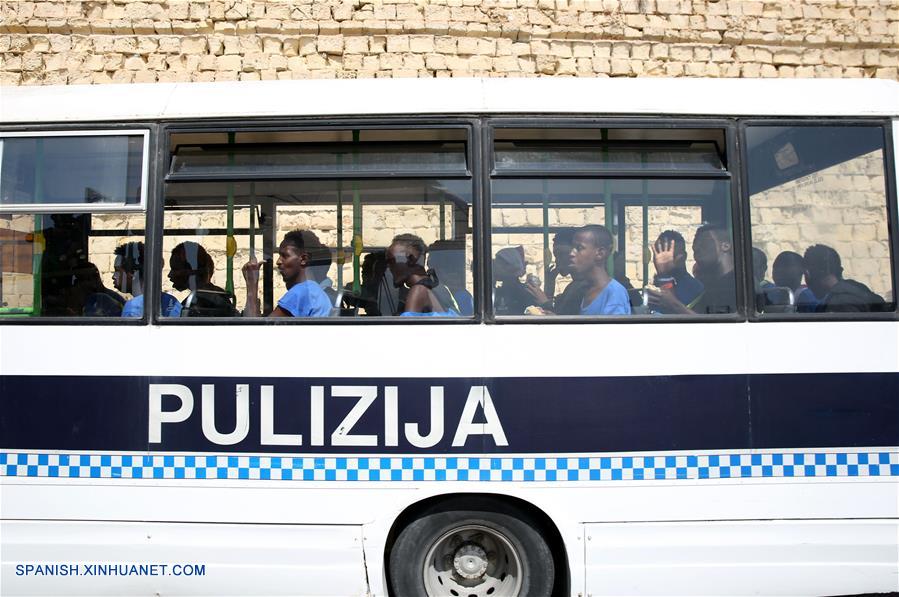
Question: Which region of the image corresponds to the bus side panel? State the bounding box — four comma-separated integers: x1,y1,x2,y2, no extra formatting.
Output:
584,519,899,596
0,520,368,597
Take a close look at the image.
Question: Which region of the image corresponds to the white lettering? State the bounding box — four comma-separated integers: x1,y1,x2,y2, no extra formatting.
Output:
331,386,378,447
310,386,325,446
384,386,399,447
148,384,194,443
201,384,250,445
451,386,508,447
260,385,302,446
405,386,445,448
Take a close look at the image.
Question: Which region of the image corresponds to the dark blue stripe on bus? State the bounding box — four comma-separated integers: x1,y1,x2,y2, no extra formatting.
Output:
0,373,896,454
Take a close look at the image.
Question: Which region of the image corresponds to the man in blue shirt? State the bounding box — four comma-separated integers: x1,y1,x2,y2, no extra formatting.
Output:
570,225,631,316
242,230,332,318
114,241,181,318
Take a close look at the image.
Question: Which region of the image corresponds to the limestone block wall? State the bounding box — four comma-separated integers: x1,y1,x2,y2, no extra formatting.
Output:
1,0,897,85
749,150,891,298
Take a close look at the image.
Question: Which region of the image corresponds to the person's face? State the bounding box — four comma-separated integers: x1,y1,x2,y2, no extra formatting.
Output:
168,251,192,292
386,243,418,287
569,230,604,276
277,241,306,287
804,267,826,297
693,230,721,268
553,239,574,275
112,255,130,293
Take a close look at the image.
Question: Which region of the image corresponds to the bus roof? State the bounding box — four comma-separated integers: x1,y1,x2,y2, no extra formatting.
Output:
1,78,897,124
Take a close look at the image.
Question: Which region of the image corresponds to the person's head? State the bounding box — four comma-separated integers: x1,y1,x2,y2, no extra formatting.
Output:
772,250,805,291
168,241,215,292
74,262,103,292
803,244,842,297
493,246,526,283
656,229,688,271
386,233,427,287
692,224,733,274
569,224,613,279
295,231,332,284
552,228,576,276
752,247,768,287
278,229,325,289
113,241,144,294
427,239,466,288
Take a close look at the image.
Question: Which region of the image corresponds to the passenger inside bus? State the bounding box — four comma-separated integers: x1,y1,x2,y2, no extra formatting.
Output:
772,251,818,312
645,230,704,314
241,230,332,318
570,225,631,316
493,246,538,316
752,247,774,291
343,250,396,316
115,241,182,318
386,233,458,317
644,224,736,315
76,262,125,317
168,241,236,317
523,228,585,315
803,244,885,313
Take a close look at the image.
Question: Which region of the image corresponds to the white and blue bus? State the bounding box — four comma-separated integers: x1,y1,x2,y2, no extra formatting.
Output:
1,78,898,596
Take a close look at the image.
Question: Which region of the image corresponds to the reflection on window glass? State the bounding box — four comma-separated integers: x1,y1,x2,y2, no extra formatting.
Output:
0,212,145,318
162,179,473,318
494,142,724,172
171,142,467,176
0,134,145,207
747,125,893,314
490,177,735,316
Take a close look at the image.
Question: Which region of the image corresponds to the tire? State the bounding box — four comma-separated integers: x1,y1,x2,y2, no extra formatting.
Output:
388,499,554,597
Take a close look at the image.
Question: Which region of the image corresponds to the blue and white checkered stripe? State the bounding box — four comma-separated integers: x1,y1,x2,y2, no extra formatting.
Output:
2,451,897,482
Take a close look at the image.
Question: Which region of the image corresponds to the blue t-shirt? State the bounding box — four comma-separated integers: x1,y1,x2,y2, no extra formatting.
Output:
277,280,332,317
454,289,474,316
121,293,182,318
580,279,631,315
795,287,818,312
400,311,459,317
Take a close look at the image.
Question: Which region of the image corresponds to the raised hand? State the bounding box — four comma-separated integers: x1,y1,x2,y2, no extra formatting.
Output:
652,238,677,276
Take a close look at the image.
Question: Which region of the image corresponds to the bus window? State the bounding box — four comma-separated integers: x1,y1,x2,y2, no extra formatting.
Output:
746,125,895,314
162,129,474,319
490,129,735,317
0,132,148,319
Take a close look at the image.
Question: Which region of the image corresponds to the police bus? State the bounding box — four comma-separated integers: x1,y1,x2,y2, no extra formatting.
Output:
1,78,897,596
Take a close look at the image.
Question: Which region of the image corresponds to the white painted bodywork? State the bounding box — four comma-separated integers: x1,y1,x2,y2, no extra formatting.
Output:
1,81,898,596
2,322,898,595
1,78,897,123
1,520,367,596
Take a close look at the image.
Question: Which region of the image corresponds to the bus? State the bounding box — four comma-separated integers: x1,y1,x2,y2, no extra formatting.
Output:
1,78,897,597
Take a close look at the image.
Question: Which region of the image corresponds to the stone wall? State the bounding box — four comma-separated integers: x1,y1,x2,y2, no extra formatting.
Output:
1,0,897,85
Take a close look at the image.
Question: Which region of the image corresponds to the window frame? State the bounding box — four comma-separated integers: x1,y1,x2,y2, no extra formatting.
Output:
739,118,899,323
154,117,483,325
0,128,151,213
0,122,159,325
483,117,746,324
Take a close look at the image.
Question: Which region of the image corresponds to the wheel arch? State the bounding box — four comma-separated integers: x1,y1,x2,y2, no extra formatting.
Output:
383,492,570,597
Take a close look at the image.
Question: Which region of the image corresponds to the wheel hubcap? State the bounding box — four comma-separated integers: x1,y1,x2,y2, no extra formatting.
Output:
453,542,488,579
423,524,523,596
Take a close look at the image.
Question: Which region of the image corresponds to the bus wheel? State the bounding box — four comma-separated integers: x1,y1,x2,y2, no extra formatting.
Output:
389,502,554,597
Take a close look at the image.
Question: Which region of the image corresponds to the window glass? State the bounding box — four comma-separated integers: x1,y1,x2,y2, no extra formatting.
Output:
162,178,473,318
494,141,724,172
0,212,145,318
490,177,734,317
0,133,146,208
746,125,894,314
171,142,467,177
